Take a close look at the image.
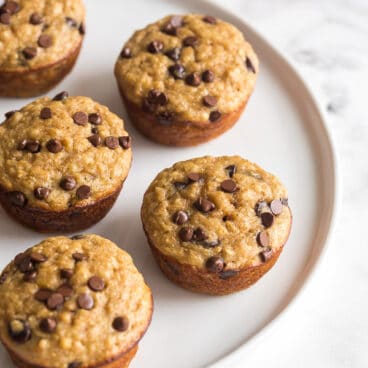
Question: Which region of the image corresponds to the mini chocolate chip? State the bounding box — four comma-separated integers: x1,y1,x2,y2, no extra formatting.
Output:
120,47,132,58
178,227,194,242
165,47,181,61
174,181,187,190
7,191,27,207
72,252,87,261
23,47,37,59
183,36,198,47
25,140,41,153
53,91,69,101
225,165,236,178
14,252,28,267
147,89,168,105
172,210,189,225
202,69,215,83
257,231,269,247
206,256,224,273
187,173,202,182
56,283,73,298
261,212,274,228
203,15,217,24
60,176,76,191
34,288,52,302
255,201,268,216
76,185,91,200
88,113,102,125
112,316,129,332
77,293,94,310
219,269,238,280
185,72,201,86
270,199,283,215
194,197,216,213
65,17,78,27
30,253,47,263
161,15,183,35
38,34,52,48
91,127,98,134
105,136,119,149
5,110,17,119
168,63,185,79
60,269,73,279
88,276,105,291
23,270,37,282
17,139,27,150
34,187,50,200
3,1,20,14
203,95,217,107
39,318,57,333
73,111,88,126
8,320,31,344
157,111,175,126
281,198,289,206
88,134,102,147
220,179,238,193
79,22,85,35
209,110,221,122
46,139,63,153
68,362,82,368
30,12,43,25
260,247,273,262
0,12,10,24
40,107,52,119
119,136,131,149
46,293,64,310
18,257,34,273
245,57,256,73
147,40,163,54
193,227,207,241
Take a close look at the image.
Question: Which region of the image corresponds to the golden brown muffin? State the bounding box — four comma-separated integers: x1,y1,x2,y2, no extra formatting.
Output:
0,0,85,97
114,14,258,146
0,234,153,368
141,156,291,295
0,93,132,232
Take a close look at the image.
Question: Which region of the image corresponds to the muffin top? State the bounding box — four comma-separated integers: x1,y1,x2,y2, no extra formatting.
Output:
141,156,291,273
0,234,153,368
0,94,132,211
115,14,258,124
0,0,85,71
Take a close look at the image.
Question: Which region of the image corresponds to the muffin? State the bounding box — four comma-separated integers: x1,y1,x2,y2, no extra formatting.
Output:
0,93,132,232
141,156,291,295
0,234,153,368
114,14,258,146
0,0,85,97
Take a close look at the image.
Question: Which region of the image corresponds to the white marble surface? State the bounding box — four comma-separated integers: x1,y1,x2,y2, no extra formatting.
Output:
210,0,368,367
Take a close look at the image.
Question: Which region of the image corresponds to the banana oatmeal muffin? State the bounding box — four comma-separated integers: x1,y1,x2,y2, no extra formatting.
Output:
0,0,85,97
141,156,291,295
0,234,153,368
0,93,132,232
114,14,258,146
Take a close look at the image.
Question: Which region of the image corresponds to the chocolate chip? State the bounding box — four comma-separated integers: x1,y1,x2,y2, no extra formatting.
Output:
79,22,85,35
72,252,87,261
185,72,201,86
38,34,52,48
68,362,82,368
194,197,216,213
112,316,129,332
245,57,256,73
270,199,283,215
73,111,88,126
219,269,238,280
174,181,187,190
147,89,168,105
40,107,52,119
209,111,221,122
203,15,217,24
60,269,73,279
70,234,85,240
88,134,102,147
46,293,64,310
23,47,37,60
172,210,189,225
25,140,41,153
39,318,57,333
168,63,185,79
88,113,101,125
105,136,119,149
46,139,63,153
5,110,17,119
3,1,20,14
0,12,10,24
56,283,73,298
23,270,37,282
178,227,194,242
18,257,34,273
77,293,94,310
261,212,274,228
183,36,198,47
34,187,50,200
281,198,289,207
91,127,98,134
202,70,215,83
205,256,224,273
165,47,181,61
76,185,91,200
60,176,76,191
14,252,28,267
30,252,47,263
256,231,269,247
0,272,8,284
120,47,132,58
220,179,238,193
260,247,273,262
255,201,268,216
147,40,164,54
8,320,31,344
225,165,236,178
161,15,183,35
17,139,27,150
65,17,77,27
7,191,27,207
157,111,175,126
193,227,207,241
203,95,217,107
53,91,69,101
119,136,131,149
30,12,43,25
187,173,202,182
34,288,52,302
88,276,105,291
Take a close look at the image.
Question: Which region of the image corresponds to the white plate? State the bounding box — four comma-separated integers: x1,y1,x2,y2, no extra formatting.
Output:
0,0,339,367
